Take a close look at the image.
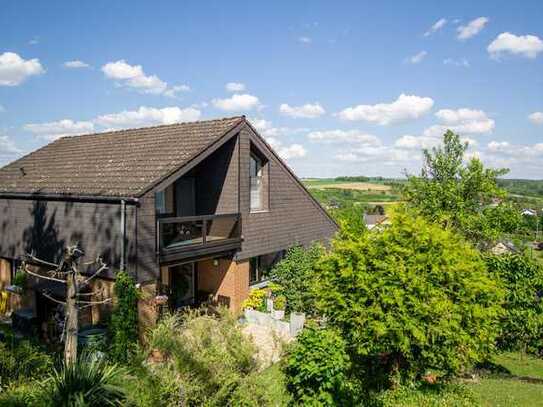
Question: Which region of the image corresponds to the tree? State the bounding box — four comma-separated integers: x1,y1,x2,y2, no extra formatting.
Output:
403,130,517,245
485,253,543,355
269,244,324,314
315,208,504,385
22,244,111,365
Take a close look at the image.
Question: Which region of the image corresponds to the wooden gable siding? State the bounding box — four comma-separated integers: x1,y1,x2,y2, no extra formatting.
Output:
0,198,136,279
236,125,337,260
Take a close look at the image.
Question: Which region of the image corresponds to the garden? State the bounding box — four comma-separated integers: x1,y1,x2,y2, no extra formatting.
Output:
1,131,543,406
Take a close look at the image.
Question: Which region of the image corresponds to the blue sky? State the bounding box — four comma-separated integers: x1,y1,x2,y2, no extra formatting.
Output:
1,0,542,178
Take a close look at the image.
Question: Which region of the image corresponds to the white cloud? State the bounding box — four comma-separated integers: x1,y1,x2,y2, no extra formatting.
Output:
335,145,413,163
338,94,434,125
394,134,441,150
24,119,95,141
298,36,312,44
64,60,90,69
0,134,22,159
433,108,495,134
279,102,325,118
249,117,309,139
443,58,470,67
163,84,191,98
212,94,260,111
488,32,543,59
528,111,543,125
0,52,45,86
406,51,427,64
424,18,447,36
101,60,189,96
457,17,489,40
307,130,381,146
95,106,201,129
225,82,246,92
266,137,307,160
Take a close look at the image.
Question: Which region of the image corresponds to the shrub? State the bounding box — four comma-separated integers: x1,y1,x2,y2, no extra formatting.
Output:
485,253,543,354
12,269,27,288
40,352,128,406
0,339,53,390
316,208,504,387
374,383,477,407
274,295,286,311
109,271,139,363
283,324,353,405
241,288,266,311
270,244,324,314
147,309,261,406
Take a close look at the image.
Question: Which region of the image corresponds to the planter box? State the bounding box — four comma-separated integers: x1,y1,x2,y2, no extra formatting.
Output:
271,309,285,320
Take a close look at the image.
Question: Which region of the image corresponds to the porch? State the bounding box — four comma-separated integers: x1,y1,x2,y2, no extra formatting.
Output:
159,257,249,313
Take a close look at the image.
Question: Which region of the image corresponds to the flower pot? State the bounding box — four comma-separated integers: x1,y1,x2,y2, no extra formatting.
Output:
266,298,274,313
272,309,285,320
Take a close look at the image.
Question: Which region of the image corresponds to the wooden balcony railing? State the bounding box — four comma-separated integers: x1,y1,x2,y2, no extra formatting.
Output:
157,213,241,261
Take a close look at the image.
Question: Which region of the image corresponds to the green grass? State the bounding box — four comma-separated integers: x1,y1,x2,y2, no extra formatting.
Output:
465,352,543,406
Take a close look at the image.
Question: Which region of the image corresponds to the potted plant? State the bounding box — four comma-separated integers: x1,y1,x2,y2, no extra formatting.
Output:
272,295,286,320
7,268,27,294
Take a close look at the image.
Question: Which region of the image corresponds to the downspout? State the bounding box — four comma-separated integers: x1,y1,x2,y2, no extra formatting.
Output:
120,199,126,272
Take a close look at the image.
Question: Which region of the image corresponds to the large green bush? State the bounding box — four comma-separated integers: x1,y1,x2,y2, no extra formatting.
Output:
270,244,324,314
109,270,139,363
283,324,353,405
315,209,504,386
485,253,543,354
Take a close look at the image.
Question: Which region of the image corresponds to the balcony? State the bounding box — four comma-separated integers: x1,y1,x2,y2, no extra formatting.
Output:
157,213,241,262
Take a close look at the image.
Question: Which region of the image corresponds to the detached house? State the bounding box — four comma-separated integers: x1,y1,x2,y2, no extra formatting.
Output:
0,116,337,332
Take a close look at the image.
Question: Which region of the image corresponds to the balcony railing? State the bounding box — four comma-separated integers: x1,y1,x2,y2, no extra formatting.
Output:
157,213,241,260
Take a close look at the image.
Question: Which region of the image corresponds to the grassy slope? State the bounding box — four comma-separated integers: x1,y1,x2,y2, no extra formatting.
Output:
467,352,543,406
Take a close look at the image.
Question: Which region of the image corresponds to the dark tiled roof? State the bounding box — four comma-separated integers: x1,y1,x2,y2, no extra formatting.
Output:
0,116,244,198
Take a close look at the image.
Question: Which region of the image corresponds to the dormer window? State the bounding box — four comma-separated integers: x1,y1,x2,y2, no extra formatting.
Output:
250,154,263,211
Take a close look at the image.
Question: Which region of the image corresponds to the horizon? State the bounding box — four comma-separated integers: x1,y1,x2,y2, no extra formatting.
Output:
1,1,542,179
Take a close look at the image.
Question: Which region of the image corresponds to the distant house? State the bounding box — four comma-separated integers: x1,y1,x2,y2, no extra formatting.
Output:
364,214,389,230
0,116,337,333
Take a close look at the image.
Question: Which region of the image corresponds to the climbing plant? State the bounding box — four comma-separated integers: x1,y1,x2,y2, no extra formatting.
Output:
110,271,139,363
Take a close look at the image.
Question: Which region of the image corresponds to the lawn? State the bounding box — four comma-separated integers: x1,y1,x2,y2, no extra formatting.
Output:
466,352,543,406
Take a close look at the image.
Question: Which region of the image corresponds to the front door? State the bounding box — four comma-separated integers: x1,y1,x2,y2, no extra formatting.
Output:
170,263,196,309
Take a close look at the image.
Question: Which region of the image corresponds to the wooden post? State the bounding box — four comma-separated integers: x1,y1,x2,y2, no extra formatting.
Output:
64,262,79,365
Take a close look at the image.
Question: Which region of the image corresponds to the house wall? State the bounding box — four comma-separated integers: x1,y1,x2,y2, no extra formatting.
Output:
0,198,137,278
236,125,338,260
197,258,249,312
135,194,158,283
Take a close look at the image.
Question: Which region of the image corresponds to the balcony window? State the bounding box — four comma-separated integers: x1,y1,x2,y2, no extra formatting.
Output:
249,250,286,286
155,190,167,214
250,154,263,211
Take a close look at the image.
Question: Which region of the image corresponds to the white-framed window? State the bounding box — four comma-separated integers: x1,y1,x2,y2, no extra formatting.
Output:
155,190,167,214
250,154,263,211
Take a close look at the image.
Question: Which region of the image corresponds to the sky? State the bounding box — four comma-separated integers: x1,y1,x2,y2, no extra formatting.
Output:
1,0,542,179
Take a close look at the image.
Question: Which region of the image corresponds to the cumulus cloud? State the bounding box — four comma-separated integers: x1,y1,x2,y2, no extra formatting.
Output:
225,82,246,92
335,146,413,163
0,134,23,159
298,36,312,44
406,51,427,64
394,134,441,150
266,137,307,160
338,94,434,125
101,60,188,96
95,106,201,129
457,17,489,40
24,119,95,141
0,52,45,86
64,60,90,69
432,108,495,134
307,129,381,146
279,102,325,118
212,94,260,111
529,111,543,125
424,18,447,37
488,32,543,59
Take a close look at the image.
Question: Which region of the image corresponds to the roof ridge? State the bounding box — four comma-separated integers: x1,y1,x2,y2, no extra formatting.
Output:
59,115,245,141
